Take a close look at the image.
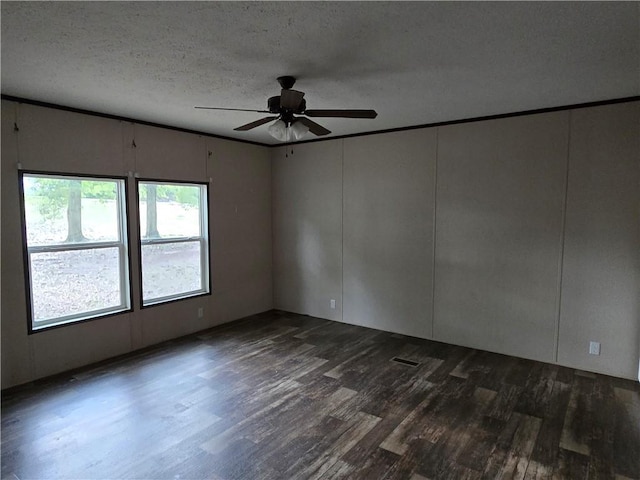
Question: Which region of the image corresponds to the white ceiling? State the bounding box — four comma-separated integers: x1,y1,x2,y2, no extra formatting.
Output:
2,1,638,145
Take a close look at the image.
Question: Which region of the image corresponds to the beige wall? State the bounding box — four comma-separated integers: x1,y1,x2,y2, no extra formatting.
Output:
272,141,343,321
434,112,569,362
208,137,273,326
1,101,273,388
343,130,436,338
558,103,639,378
2,99,638,387
272,102,639,380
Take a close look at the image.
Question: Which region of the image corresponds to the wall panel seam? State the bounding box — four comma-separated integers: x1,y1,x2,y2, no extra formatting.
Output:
341,139,345,322
554,110,572,364
122,121,135,354
15,103,37,381
271,148,277,310
431,127,439,339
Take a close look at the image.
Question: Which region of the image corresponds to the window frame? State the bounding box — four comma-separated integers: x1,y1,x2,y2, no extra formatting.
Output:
136,178,211,308
19,170,134,334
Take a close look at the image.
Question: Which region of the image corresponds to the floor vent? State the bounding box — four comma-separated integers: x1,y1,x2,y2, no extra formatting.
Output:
391,357,420,367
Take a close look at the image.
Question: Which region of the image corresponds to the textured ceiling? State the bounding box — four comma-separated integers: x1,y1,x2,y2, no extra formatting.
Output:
2,1,638,145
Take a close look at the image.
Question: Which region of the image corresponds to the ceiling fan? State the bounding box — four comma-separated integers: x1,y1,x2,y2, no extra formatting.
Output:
195,76,377,141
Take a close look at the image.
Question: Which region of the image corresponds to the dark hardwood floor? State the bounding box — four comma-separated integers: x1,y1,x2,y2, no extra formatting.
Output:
2,310,639,480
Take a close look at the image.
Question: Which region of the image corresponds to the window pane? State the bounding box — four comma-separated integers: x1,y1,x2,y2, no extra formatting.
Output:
21,173,130,330
139,183,201,239
141,241,203,301
138,181,209,306
23,176,120,246
30,248,123,322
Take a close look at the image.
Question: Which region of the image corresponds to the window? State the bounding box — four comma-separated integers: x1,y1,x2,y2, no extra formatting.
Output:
20,173,131,331
138,180,210,306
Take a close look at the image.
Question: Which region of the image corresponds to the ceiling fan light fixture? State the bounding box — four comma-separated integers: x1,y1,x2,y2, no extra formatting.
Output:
267,118,310,142
290,120,309,140
267,119,288,141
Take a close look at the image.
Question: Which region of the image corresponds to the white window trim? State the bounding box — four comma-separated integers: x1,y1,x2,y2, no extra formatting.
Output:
139,180,210,307
23,174,131,331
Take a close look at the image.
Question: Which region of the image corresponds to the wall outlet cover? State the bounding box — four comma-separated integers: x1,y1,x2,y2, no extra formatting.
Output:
589,341,600,355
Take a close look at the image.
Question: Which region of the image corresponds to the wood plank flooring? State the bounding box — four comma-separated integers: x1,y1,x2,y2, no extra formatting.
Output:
2,310,639,479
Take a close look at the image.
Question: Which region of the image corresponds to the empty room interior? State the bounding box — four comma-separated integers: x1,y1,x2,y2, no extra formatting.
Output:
1,2,639,479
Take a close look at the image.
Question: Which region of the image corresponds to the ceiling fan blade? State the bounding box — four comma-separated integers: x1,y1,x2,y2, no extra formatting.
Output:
195,106,270,113
297,117,331,136
234,116,278,131
280,89,305,110
304,109,378,119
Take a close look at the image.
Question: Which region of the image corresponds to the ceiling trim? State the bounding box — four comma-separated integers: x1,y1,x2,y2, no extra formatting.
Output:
283,96,640,147
0,94,267,147
3,94,638,149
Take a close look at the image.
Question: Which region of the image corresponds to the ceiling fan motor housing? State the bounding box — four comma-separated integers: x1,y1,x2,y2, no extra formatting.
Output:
268,96,306,115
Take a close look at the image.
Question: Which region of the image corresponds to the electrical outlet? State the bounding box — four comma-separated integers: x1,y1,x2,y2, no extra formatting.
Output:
197,307,204,319
330,299,336,309
589,341,600,355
